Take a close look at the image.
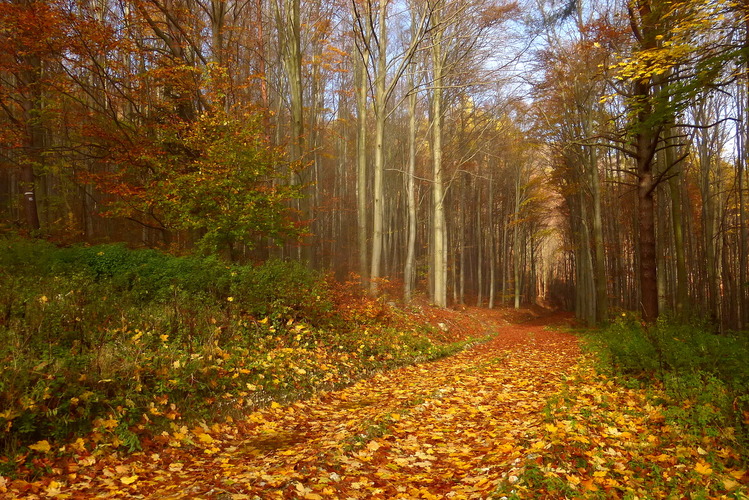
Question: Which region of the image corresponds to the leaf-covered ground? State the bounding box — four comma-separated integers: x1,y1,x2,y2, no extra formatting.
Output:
2,314,747,499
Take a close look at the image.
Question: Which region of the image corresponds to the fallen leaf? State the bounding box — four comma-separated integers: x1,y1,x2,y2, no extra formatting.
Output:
28,440,51,453
694,461,713,475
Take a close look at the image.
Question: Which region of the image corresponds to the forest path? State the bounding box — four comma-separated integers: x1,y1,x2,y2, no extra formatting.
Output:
50,314,582,499
13,313,746,499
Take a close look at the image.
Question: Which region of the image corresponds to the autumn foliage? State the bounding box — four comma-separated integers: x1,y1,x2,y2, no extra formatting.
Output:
0,238,477,483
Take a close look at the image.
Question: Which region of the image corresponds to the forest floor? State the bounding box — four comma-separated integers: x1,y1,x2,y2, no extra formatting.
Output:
3,310,747,499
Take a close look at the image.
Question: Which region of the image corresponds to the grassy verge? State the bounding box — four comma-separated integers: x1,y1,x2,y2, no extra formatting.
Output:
590,315,749,454
493,316,749,499
0,238,473,479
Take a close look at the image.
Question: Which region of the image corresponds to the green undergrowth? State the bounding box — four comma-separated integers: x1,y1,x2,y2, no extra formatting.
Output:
493,315,749,499
587,314,749,457
0,237,469,479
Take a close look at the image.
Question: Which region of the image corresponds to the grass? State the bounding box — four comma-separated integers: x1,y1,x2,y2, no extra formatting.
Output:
586,313,749,455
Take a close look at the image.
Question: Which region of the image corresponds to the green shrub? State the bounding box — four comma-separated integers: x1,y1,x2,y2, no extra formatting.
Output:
0,236,465,475
232,259,333,323
600,316,749,384
593,316,749,452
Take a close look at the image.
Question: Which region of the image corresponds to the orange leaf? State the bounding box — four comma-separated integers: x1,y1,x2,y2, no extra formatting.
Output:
694,461,713,475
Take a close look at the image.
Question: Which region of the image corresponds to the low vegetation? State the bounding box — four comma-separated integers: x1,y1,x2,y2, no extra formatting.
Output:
593,314,749,453
0,238,476,479
490,318,749,498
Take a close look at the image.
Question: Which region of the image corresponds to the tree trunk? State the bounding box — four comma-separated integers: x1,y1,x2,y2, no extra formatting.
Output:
666,130,689,318
430,10,447,307
18,4,42,231
354,44,369,286
589,148,608,324
630,0,662,323
738,81,748,329
513,169,522,310
369,0,387,295
404,70,417,302
488,166,496,308
637,165,658,323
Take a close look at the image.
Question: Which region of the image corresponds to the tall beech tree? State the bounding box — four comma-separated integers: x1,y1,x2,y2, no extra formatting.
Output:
351,0,435,295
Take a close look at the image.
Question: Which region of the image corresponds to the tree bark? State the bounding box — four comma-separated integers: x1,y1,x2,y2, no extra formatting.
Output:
369,0,387,295
431,9,447,307
404,68,417,302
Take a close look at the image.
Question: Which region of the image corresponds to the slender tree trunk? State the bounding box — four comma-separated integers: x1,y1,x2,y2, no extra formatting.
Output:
488,167,496,308
666,130,689,317
501,206,509,305
476,182,483,307
369,1,387,295
275,0,307,262
696,104,720,322
431,12,447,307
513,169,522,309
458,173,466,305
280,0,304,166
355,46,369,286
404,73,417,302
589,148,608,323
18,9,42,231
741,23,749,328
738,83,748,329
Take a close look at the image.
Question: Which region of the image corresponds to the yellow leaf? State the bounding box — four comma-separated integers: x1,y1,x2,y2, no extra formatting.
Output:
160,334,169,342
530,439,546,451
101,419,118,429
694,461,713,475
730,469,747,480
723,478,740,491
270,401,282,409
198,433,215,444
71,438,86,453
566,474,581,486
0,409,18,420
45,480,62,497
29,440,51,453
120,475,138,485
367,441,381,452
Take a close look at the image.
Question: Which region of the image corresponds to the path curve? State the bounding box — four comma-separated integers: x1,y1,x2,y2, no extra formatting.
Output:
12,315,580,499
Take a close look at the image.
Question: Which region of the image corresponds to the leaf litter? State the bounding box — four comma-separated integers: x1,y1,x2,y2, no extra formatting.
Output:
3,313,747,499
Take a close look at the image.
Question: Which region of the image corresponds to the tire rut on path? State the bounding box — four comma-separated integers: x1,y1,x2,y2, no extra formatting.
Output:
64,318,579,499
